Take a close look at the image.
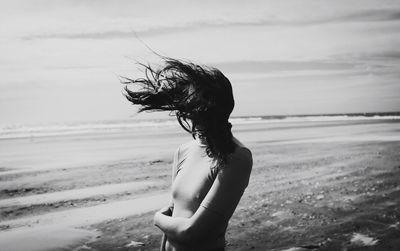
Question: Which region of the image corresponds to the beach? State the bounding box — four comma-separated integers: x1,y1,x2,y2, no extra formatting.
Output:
0,117,399,250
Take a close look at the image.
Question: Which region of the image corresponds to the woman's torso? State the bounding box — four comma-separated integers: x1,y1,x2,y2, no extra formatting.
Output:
165,138,249,251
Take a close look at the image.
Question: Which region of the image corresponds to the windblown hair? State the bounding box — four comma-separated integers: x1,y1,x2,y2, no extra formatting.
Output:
122,58,236,167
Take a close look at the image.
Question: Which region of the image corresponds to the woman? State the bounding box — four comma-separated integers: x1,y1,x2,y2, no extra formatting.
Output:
123,58,253,251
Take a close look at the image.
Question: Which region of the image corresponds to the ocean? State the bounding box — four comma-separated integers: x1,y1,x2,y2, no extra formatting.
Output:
1,112,399,140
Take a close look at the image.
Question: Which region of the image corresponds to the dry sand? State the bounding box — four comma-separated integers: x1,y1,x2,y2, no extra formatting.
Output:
0,119,399,250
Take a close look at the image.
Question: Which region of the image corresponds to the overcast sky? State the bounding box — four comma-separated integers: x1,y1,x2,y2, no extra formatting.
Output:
1,0,400,126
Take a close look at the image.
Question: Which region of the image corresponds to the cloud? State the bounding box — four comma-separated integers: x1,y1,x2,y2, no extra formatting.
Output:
361,51,400,60
20,9,400,40
320,9,400,23
214,60,357,73
213,57,400,79
19,19,272,40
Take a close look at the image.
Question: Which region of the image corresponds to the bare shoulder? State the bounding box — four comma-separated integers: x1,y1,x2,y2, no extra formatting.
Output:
228,138,253,171
179,140,194,150
177,140,195,154
232,137,252,159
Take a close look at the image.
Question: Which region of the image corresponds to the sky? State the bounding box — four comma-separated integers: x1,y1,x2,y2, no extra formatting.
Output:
1,0,400,126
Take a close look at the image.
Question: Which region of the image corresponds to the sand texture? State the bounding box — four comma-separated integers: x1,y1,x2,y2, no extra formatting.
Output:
0,119,399,250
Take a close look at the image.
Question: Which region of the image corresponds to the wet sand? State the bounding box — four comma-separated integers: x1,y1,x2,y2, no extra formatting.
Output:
0,119,399,250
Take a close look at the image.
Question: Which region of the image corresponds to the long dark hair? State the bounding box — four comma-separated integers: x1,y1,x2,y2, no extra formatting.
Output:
122,58,236,167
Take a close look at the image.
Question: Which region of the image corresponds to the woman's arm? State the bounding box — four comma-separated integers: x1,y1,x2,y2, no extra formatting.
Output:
158,206,173,251
154,211,192,241
154,148,252,243
154,203,225,244
159,146,180,250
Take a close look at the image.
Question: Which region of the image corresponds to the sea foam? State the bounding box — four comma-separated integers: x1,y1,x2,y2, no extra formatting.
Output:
1,113,399,139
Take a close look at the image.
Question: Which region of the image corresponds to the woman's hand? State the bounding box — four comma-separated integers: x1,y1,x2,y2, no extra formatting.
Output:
154,205,173,227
